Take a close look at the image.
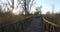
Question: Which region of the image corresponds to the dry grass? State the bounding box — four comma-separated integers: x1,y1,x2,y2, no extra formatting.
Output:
44,14,60,25
0,14,32,24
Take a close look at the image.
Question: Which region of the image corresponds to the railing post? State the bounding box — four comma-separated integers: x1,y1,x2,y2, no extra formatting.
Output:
50,25,55,32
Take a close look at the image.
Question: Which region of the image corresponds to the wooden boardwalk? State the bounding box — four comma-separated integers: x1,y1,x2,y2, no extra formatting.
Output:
0,15,60,32
0,16,44,32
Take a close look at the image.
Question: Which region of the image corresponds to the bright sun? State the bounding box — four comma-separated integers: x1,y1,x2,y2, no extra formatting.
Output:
12,9,19,15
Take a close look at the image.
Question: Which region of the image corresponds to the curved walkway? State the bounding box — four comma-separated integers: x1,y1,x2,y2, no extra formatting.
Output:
24,16,44,32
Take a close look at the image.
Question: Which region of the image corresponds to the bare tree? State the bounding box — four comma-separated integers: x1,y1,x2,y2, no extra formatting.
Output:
18,0,35,15
0,5,2,12
7,0,14,12
46,11,50,15
52,4,54,14
11,0,14,10
0,0,35,15
36,6,42,15
0,0,14,12
0,0,15,16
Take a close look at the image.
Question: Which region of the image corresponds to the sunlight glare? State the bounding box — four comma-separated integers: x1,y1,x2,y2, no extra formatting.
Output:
12,9,19,15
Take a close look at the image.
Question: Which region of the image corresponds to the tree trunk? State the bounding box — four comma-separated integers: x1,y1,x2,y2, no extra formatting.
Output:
24,0,29,15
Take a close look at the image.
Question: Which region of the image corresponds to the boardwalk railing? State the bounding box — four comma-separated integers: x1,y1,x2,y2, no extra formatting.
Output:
0,15,33,32
43,17,60,32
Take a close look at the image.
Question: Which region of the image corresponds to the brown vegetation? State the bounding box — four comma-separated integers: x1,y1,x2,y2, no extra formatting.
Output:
0,14,32,24
44,13,60,25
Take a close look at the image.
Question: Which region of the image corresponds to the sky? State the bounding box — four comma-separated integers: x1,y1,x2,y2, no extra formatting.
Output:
0,0,60,14
35,0,60,14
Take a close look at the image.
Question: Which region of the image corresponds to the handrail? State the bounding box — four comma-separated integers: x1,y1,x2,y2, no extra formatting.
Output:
43,17,60,27
0,15,33,28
